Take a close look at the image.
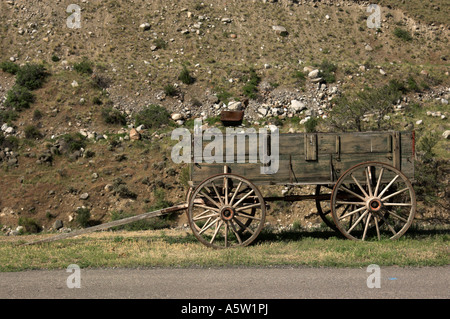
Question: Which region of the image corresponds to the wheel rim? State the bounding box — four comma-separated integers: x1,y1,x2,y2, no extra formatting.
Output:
315,185,338,231
188,174,266,249
331,162,416,241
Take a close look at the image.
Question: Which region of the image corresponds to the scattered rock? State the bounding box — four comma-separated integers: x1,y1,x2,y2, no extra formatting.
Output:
443,130,450,139
290,100,306,113
227,101,242,110
80,193,89,200
272,25,288,36
53,220,63,230
139,23,151,31
308,69,320,78
129,128,141,140
171,113,184,121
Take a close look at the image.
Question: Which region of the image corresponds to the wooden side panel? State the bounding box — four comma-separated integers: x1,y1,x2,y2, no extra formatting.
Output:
340,133,392,154
190,131,415,186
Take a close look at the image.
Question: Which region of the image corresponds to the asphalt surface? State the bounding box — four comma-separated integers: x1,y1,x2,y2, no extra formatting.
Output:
0,266,448,299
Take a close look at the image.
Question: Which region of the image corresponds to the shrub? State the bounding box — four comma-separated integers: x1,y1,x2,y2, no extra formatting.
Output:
0,110,19,125
215,88,233,105
73,58,93,75
18,217,41,234
15,64,49,90
304,117,319,133
0,61,20,75
328,82,402,131
101,107,127,125
75,207,91,228
51,55,60,62
5,85,35,111
393,27,412,41
92,96,103,105
164,83,177,96
153,38,167,50
319,60,337,83
292,70,306,83
113,184,137,199
134,104,170,129
0,132,19,149
242,68,261,99
178,66,195,85
61,133,87,152
24,125,43,139
32,109,43,121
150,188,174,211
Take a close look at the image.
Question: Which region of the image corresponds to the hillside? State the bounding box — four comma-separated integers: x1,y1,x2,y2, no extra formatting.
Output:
0,0,449,235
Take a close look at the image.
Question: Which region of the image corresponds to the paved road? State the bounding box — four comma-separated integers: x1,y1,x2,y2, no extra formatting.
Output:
1,266,448,299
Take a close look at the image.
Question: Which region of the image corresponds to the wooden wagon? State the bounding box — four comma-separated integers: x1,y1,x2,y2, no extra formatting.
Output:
185,130,416,248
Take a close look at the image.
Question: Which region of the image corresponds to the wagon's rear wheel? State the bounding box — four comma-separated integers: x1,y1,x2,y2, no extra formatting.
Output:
331,162,416,241
188,174,266,249
315,185,337,230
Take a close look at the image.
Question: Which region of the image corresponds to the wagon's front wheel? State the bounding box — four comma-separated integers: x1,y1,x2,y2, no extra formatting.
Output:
188,174,266,249
331,162,416,241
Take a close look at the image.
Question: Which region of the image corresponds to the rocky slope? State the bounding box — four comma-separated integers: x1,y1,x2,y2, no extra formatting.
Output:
0,0,448,234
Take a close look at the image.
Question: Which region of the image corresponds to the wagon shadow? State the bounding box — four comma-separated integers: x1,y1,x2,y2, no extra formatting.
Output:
256,228,342,243
255,226,450,244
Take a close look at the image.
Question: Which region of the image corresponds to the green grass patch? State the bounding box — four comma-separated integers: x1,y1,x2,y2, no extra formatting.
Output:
0,226,448,271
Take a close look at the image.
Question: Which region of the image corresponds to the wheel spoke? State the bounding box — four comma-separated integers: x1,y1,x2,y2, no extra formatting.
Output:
223,176,229,205
229,181,242,206
210,181,224,206
200,191,221,209
378,174,399,198
374,167,384,196
381,187,410,202
232,189,255,208
338,205,367,220
235,202,261,212
347,209,368,234
194,203,220,212
224,222,228,247
210,220,223,244
229,220,243,244
350,174,369,198
362,213,372,241
233,217,255,235
365,168,373,197
379,214,398,236
336,201,366,206
374,215,381,240
383,203,412,207
235,211,261,221
385,210,409,223
193,210,218,221
340,185,366,201
199,217,220,235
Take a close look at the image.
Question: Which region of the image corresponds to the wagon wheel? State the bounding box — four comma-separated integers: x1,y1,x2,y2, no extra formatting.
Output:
314,185,337,230
188,173,266,249
331,162,416,241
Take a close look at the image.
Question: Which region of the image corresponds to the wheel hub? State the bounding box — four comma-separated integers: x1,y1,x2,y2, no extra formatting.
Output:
220,206,235,221
367,197,383,213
